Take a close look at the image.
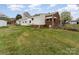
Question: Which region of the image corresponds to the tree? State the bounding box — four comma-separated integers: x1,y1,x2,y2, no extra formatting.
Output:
15,14,22,20
0,17,11,21
61,11,72,26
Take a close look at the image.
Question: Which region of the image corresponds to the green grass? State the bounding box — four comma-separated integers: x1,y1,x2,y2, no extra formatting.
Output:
65,24,79,29
0,25,79,55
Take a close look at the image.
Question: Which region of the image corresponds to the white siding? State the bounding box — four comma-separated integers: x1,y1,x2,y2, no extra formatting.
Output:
0,20,7,27
16,18,32,26
16,14,46,26
32,14,45,25
20,19,32,26
70,22,77,24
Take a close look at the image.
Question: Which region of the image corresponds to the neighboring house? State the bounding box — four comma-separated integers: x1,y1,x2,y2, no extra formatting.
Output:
16,17,32,26
45,12,60,28
0,20,7,27
32,13,46,28
16,12,60,28
68,20,79,24
32,12,60,28
7,18,16,25
7,20,16,25
69,20,77,24
0,12,8,27
16,12,32,26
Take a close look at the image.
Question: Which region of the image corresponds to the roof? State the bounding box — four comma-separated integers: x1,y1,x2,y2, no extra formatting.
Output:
32,12,59,17
22,12,31,18
18,17,31,21
33,13,46,17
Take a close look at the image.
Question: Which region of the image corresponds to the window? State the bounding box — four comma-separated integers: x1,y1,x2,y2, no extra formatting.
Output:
32,18,34,20
25,21,27,23
23,21,24,23
29,21,31,23
46,19,49,21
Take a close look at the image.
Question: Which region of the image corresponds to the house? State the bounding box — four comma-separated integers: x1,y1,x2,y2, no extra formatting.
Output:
0,20,7,27
67,20,79,24
69,20,77,24
45,12,60,28
16,12,32,26
7,20,16,25
16,12,60,28
32,12,60,28
32,13,46,28
16,17,32,26
0,12,8,27
7,18,16,25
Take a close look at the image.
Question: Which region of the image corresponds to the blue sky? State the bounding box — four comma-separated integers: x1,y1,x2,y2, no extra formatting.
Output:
0,4,79,20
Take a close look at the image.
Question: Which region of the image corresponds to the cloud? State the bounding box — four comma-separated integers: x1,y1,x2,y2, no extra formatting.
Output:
27,4,41,10
65,5,78,11
28,4,40,8
0,0,78,4
24,4,42,15
7,4,25,11
49,4,57,7
58,5,79,12
25,4,57,15
57,4,79,20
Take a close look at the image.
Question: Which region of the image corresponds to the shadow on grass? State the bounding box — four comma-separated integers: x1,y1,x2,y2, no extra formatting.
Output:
0,26,8,28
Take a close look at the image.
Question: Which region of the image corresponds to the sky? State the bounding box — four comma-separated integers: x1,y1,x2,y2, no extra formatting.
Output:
0,4,79,20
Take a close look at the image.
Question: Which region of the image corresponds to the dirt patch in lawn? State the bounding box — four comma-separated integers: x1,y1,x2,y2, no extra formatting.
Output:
17,32,29,46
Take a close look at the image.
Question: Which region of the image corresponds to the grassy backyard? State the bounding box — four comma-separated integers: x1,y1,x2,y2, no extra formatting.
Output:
65,24,79,29
0,25,79,55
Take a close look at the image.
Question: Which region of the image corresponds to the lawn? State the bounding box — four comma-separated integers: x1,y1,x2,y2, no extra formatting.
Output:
65,24,79,29
0,25,79,55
